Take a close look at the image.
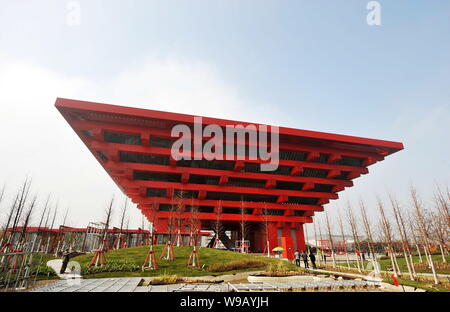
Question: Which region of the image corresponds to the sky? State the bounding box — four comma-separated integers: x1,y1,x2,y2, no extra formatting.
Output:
0,0,449,232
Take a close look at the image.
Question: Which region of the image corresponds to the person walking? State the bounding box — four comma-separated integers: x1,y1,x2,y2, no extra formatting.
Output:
294,250,301,267
59,247,80,274
301,251,309,268
60,248,71,274
309,252,317,269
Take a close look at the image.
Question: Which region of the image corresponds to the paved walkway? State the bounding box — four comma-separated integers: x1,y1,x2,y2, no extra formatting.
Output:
29,277,142,292
29,278,381,292
306,267,426,292
309,267,382,281
315,265,450,281
141,270,264,285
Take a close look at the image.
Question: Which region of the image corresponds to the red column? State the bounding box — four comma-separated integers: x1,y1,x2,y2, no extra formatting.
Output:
295,223,306,252
251,227,265,253
268,223,279,255
281,227,294,260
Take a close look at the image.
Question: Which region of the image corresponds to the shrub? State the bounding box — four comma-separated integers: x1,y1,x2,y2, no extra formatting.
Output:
150,274,182,285
267,261,290,274
31,265,57,277
81,260,140,275
206,260,266,273
414,261,450,272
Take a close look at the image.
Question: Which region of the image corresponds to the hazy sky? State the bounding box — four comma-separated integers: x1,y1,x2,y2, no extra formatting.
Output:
0,1,449,231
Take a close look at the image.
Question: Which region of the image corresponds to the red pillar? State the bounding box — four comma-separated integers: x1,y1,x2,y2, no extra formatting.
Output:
267,223,279,255
281,227,294,260
251,226,266,253
295,223,306,252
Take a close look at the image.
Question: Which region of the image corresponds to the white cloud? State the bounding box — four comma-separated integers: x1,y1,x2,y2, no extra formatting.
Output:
0,54,261,228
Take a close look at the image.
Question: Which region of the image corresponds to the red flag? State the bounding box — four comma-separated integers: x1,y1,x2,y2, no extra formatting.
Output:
391,275,399,287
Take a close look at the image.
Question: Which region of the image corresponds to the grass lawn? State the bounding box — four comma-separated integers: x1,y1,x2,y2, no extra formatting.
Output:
346,255,450,274
71,245,299,278
321,255,450,292
381,276,450,292
31,253,57,266
0,253,58,284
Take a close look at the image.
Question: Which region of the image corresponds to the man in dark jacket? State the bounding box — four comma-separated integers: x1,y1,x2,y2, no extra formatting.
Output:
309,253,317,269
301,251,309,268
60,248,71,274
59,247,82,274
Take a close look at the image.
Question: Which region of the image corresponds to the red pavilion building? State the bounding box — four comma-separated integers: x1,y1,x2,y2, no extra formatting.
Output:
56,98,403,257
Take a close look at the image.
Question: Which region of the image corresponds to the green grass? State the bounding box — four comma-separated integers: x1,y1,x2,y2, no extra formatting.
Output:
346,255,450,274
0,253,59,285
382,275,450,292
321,255,450,292
71,245,299,278
31,253,58,266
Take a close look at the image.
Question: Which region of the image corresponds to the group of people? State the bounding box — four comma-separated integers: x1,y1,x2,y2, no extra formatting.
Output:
293,250,317,269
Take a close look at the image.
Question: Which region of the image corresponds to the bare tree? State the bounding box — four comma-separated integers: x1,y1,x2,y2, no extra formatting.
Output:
102,197,114,249
261,203,273,257
9,178,32,247
115,197,128,249
239,197,249,253
0,184,5,207
359,199,380,276
18,195,37,249
407,212,423,264
377,198,401,277
167,192,177,243
0,190,20,247
318,220,325,263
89,197,114,267
435,185,450,228
148,198,159,245
411,186,439,284
62,207,69,226
174,190,185,247
41,201,53,252
29,195,51,283
346,203,363,272
432,188,449,262
389,194,416,280
45,202,58,253
304,222,310,254
55,206,70,254
188,197,200,246
119,198,128,232
142,199,158,271
125,216,130,247
213,200,223,249
35,195,50,250
337,210,350,268
324,211,336,267
313,221,321,266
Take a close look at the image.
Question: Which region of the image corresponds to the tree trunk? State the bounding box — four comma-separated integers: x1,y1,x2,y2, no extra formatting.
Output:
439,244,446,263
416,244,423,263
